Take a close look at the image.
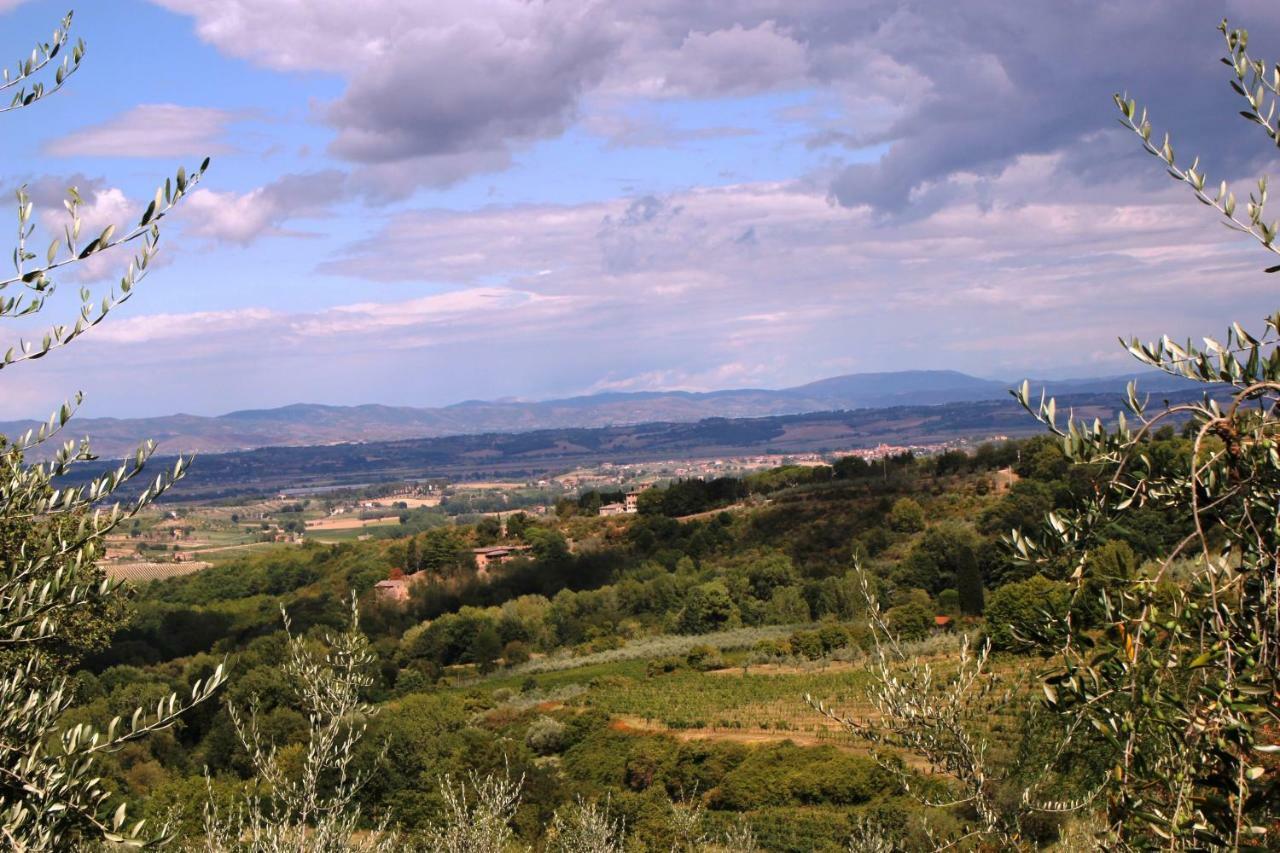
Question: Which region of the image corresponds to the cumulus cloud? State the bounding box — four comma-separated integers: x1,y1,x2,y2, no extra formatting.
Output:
151,0,621,195
148,1,1280,208
607,20,810,98
46,104,240,158
316,157,1274,379
27,0,1277,416
181,170,348,244
9,174,145,282
813,2,1280,213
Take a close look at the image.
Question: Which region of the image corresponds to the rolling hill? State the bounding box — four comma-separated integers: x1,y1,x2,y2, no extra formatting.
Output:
4,369,1200,457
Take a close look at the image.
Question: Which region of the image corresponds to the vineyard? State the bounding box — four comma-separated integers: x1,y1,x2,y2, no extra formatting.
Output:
482,632,1036,766
583,666,870,740
104,560,211,583
489,654,874,745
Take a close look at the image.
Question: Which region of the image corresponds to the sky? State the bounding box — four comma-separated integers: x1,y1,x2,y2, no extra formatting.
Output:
1,0,1278,418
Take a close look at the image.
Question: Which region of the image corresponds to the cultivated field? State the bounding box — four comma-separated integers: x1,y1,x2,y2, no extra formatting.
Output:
304,515,401,531
105,561,211,583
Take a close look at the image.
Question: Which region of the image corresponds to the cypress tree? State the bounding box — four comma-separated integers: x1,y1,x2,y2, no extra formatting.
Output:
956,545,985,616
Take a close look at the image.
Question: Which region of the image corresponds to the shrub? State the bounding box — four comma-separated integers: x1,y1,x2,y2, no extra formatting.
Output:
685,644,724,671
788,630,823,660
887,498,926,533
981,575,1069,652
502,640,532,666
646,657,685,677
526,715,567,755
884,602,932,642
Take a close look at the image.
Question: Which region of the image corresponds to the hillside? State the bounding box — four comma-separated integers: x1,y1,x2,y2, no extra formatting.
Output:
83,389,1195,502
6,369,1199,456
83,434,1165,849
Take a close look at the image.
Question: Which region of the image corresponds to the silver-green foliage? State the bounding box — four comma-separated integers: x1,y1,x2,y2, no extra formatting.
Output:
0,10,224,849
1009,18,1280,849
192,601,396,853
546,796,626,853
419,768,524,853
808,567,1049,850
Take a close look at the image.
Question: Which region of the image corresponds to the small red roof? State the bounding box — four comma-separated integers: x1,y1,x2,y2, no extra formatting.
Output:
934,615,953,626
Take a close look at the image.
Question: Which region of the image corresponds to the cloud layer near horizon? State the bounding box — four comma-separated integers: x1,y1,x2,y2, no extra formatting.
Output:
4,0,1280,418
8,156,1271,418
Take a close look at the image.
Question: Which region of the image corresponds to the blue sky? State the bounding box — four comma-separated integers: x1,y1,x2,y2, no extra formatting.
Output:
1,0,1276,418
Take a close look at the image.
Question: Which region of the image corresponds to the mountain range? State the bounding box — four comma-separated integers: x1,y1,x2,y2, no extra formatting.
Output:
4,369,1201,457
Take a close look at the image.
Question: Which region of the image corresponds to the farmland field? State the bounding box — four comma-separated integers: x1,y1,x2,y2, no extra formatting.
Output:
105,561,210,582
305,515,401,531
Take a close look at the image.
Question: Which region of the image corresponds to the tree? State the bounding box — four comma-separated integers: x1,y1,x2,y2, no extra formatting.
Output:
884,600,931,642
981,575,1069,652
1007,20,1280,844
468,624,502,674
505,511,532,539
420,528,464,575
405,536,419,573
810,567,1039,849
0,12,224,848
677,581,736,634
420,768,523,853
547,796,626,853
954,545,985,616
194,601,396,852
502,639,531,666
887,498,925,534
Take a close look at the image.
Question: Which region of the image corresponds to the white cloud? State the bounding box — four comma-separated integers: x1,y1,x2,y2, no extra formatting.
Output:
585,362,772,393
16,176,142,282
87,287,573,349
8,155,1274,415
180,171,347,245
146,1,1280,206
46,104,240,159
606,20,810,98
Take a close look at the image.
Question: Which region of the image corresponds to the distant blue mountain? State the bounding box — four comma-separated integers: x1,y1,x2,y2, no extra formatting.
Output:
0,368,1205,456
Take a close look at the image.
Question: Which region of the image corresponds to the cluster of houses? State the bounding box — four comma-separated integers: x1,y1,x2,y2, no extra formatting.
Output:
373,543,533,603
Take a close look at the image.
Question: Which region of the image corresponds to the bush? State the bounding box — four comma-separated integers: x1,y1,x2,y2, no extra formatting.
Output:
887,498,926,534
817,623,851,654
885,602,932,642
788,630,823,660
526,715,567,755
982,575,1070,651
502,640,531,666
646,657,685,677
685,644,724,671
708,743,895,810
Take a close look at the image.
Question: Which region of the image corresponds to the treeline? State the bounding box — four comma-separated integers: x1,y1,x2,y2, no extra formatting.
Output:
567,443,1019,521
